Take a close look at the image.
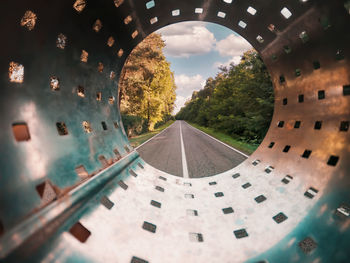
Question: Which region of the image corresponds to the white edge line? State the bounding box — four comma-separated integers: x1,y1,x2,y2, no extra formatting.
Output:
184,122,249,158
179,121,189,178
134,121,176,150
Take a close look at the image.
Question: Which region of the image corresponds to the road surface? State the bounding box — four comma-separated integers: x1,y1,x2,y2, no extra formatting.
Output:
136,121,247,178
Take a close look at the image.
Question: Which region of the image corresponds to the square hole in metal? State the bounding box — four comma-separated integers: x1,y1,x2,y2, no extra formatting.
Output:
150,17,158,24
186,209,198,216
92,19,102,32
155,186,164,192
268,142,275,148
124,145,131,153
340,121,349,131
56,34,67,49
118,49,124,57
336,49,345,60
314,121,322,130
21,10,37,31
320,16,331,30
284,46,292,54
82,121,92,133
281,7,292,19
299,237,317,254
283,98,287,105
343,85,350,96
80,50,88,63
255,195,266,203
233,229,248,239
298,94,304,103
142,221,156,233
279,75,285,83
69,222,91,243
50,76,60,90
247,6,257,15
238,21,247,28
223,0,232,3
75,165,88,179
77,85,85,97
172,9,180,16
129,169,137,177
294,121,301,128
295,69,301,77
222,207,234,214
114,149,121,160
313,61,321,69
252,160,260,166
217,11,226,18
56,122,68,136
131,256,148,263
138,163,144,169
184,182,192,187
124,15,132,25
268,24,277,33
299,31,309,43
9,62,24,83
283,145,291,153
273,212,288,223
131,30,139,39
189,233,204,242
146,0,155,9
256,35,264,44
101,196,114,209
35,180,57,204
302,150,312,158
195,8,203,14
277,121,284,128
282,175,293,184
265,166,274,173
101,122,108,131
96,92,102,101
327,155,339,166
242,183,251,189
159,176,167,181
232,173,241,178
318,90,325,100
150,200,161,208
73,0,86,12
12,123,30,142
185,194,194,199
209,181,217,185
335,204,350,219
98,155,108,168
118,180,128,190
107,36,115,47
304,187,318,199
114,0,124,8
214,192,224,197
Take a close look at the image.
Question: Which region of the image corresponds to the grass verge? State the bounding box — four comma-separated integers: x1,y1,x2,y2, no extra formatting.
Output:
129,120,175,148
186,122,258,155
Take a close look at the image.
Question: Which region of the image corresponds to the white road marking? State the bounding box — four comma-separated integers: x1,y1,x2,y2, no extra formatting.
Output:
135,122,176,150
179,121,189,178
184,122,249,158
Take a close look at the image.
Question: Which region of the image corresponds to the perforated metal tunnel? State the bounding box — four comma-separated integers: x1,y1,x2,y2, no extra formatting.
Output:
0,0,350,262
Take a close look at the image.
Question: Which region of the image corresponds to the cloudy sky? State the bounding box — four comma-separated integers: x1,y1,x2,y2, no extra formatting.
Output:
156,22,252,114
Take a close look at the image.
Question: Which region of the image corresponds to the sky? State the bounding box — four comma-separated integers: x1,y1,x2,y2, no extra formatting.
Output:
156,21,252,114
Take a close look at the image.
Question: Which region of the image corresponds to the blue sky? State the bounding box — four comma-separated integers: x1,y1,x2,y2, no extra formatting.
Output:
156,21,252,113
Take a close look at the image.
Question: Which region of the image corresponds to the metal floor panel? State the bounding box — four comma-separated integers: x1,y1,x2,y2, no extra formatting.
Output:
0,0,349,262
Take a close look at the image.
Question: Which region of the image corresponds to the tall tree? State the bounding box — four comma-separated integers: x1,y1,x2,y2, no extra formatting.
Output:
119,33,176,131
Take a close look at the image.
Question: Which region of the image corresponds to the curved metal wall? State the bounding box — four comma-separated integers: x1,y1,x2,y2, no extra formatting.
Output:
0,0,349,262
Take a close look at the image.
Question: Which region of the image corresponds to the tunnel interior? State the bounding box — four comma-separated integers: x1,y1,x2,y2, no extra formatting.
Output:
0,0,350,262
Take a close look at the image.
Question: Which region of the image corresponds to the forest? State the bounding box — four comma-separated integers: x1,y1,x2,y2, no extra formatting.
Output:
119,33,176,136
175,50,274,144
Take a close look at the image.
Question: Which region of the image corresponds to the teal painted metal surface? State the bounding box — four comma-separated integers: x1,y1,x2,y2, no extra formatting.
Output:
0,0,349,262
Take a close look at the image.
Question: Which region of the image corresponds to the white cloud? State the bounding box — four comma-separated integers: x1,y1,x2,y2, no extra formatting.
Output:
213,56,242,69
215,34,252,57
213,34,252,68
172,74,206,114
158,22,216,57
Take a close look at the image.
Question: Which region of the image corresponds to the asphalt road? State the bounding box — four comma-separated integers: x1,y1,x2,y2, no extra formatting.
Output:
136,121,247,178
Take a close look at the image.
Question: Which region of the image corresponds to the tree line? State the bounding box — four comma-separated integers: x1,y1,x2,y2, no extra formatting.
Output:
175,50,274,144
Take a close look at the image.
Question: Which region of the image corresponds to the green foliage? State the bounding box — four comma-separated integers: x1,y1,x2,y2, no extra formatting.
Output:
121,114,148,137
176,50,274,144
119,33,177,131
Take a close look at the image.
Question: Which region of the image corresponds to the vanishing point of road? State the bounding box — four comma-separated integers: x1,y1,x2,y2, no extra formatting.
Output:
136,121,248,178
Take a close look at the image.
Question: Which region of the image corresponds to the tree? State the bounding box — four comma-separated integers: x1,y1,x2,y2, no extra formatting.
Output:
119,33,177,132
